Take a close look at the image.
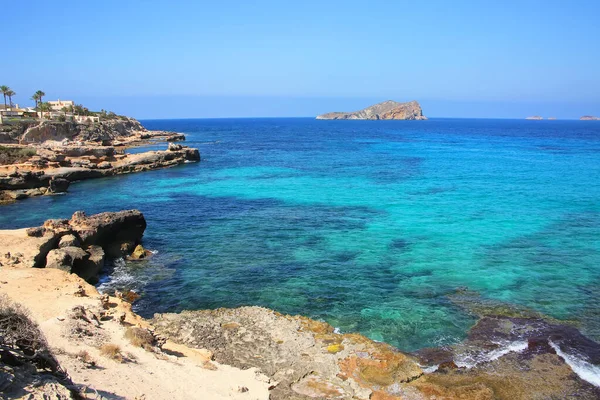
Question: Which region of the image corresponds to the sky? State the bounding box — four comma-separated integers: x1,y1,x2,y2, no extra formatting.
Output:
1,0,599,119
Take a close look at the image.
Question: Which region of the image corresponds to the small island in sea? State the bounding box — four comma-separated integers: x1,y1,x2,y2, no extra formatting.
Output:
580,115,600,120
525,116,543,120
316,100,427,120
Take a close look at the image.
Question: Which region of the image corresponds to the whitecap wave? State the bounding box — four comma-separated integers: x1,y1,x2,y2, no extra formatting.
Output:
549,341,600,387
454,340,528,368
420,364,439,373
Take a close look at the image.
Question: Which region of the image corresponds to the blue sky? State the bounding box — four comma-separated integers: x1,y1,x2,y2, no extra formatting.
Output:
2,0,599,119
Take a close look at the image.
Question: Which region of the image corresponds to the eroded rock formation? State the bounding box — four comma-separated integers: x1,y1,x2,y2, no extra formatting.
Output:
0,210,146,283
0,145,200,203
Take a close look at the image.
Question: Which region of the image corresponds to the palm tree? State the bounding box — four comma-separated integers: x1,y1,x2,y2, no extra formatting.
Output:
6,90,16,108
31,93,41,111
39,102,52,119
0,86,9,108
35,90,45,105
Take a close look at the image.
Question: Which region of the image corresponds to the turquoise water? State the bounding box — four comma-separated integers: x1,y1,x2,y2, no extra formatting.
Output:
1,118,599,351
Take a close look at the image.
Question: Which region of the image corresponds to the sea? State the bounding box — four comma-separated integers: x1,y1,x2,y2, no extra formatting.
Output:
1,118,599,354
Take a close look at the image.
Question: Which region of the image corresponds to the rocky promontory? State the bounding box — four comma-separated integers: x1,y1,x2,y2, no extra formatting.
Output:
0,210,147,282
580,115,600,120
0,117,183,146
316,100,427,120
0,116,199,204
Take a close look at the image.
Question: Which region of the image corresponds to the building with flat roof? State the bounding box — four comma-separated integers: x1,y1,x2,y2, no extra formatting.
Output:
48,100,74,111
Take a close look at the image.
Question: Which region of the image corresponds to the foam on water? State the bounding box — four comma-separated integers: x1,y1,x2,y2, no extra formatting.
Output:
454,340,529,368
550,341,600,387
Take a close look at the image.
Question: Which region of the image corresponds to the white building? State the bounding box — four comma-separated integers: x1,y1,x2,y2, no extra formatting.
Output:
48,100,75,111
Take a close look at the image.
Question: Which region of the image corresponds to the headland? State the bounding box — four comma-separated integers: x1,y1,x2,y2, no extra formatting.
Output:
0,114,199,204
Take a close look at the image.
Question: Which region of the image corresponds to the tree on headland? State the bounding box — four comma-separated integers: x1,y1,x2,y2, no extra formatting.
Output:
39,102,52,119
0,86,10,108
31,90,45,110
74,104,90,116
6,89,15,107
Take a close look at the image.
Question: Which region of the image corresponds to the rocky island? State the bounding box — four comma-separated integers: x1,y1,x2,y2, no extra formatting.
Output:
580,115,600,120
2,210,599,399
316,100,427,120
525,116,543,120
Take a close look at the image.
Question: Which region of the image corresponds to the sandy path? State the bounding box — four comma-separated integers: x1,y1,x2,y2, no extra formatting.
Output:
0,267,271,400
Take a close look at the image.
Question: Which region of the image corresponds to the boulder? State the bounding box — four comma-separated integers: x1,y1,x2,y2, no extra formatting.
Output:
48,178,69,193
97,161,112,169
25,188,43,197
167,143,183,151
46,246,88,271
184,148,201,162
68,210,146,254
72,245,105,283
129,244,150,260
59,234,80,248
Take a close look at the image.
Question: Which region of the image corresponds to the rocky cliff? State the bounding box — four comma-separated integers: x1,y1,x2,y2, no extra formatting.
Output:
0,210,146,283
0,118,147,145
316,100,427,120
0,143,200,203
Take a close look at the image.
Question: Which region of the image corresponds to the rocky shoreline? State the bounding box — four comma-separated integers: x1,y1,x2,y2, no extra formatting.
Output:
2,211,600,399
0,118,199,204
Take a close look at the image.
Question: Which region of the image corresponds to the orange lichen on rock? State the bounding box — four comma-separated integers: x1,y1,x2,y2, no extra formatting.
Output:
370,391,404,400
297,316,335,335
338,349,422,389
291,374,346,399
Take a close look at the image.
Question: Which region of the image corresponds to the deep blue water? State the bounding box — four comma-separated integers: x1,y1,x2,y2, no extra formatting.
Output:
1,118,599,351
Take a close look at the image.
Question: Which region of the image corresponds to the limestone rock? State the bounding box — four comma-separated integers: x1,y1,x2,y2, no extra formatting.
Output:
46,246,88,271
73,245,105,283
97,161,112,169
48,177,69,193
168,142,183,151
59,234,80,248
130,244,148,260
68,210,146,251
153,306,421,399
317,100,427,120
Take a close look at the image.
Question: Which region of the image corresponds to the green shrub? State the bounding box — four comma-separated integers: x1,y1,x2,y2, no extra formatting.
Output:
0,146,37,165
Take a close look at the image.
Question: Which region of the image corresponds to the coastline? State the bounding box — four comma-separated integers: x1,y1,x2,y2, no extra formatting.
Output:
0,118,200,204
2,211,600,399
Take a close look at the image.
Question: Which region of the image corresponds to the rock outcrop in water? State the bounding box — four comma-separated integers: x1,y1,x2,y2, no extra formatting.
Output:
316,100,427,120
525,116,543,120
0,144,200,203
580,115,600,120
0,210,146,282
